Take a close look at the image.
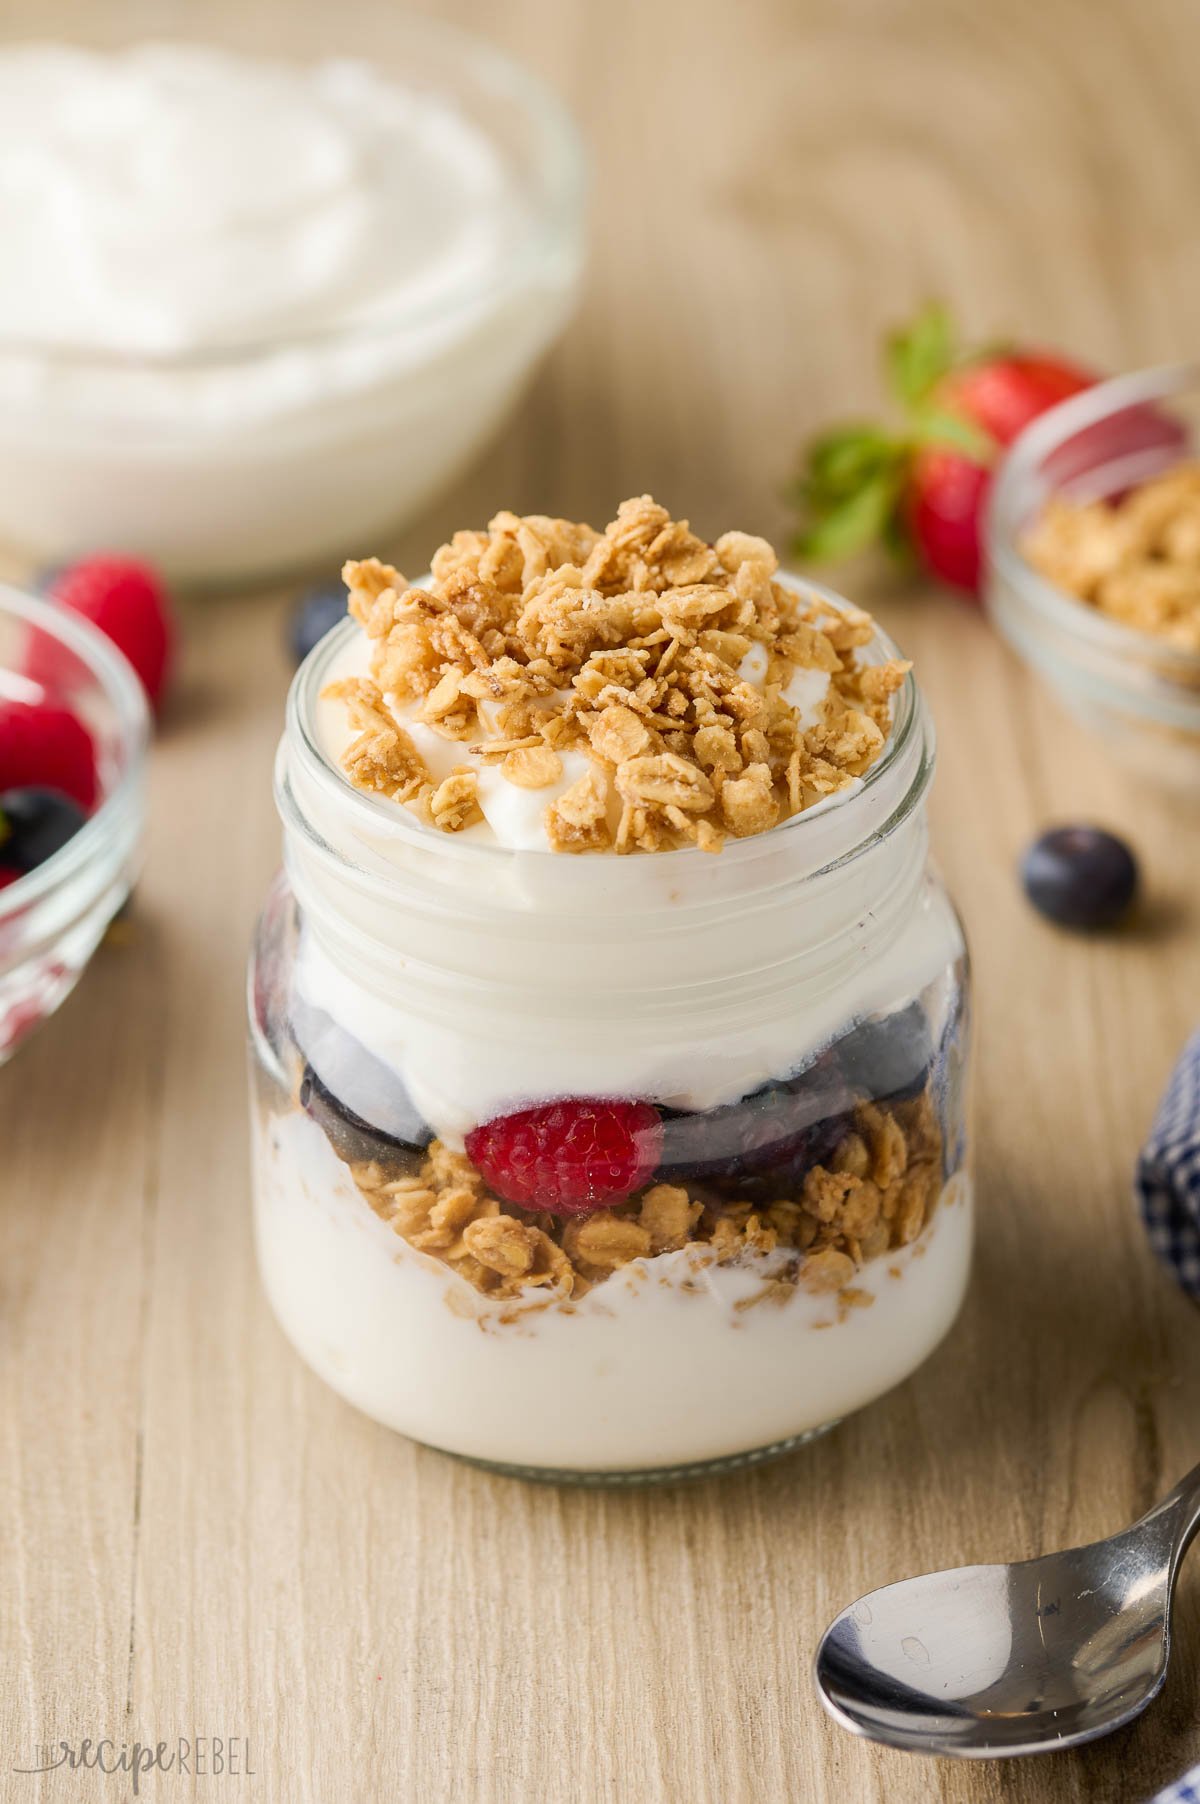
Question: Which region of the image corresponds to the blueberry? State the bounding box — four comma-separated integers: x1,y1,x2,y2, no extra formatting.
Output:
0,786,87,871
1021,825,1138,930
715,1110,854,1203
290,996,433,1148
837,1002,933,1104
656,1054,854,1195
287,582,348,667
300,1064,430,1170
657,1082,806,1183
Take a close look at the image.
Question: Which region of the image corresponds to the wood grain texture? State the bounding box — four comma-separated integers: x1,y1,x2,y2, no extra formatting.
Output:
3,0,1200,1799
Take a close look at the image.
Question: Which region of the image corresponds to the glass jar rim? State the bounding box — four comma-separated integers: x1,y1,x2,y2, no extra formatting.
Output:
283,571,933,905
987,360,1200,688
0,582,149,924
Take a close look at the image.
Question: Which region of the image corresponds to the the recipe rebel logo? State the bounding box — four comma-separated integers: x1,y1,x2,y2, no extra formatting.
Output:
12,1734,255,1792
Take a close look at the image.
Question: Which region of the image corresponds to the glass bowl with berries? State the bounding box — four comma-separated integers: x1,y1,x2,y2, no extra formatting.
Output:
249,499,972,1482
987,362,1200,788
0,585,148,1062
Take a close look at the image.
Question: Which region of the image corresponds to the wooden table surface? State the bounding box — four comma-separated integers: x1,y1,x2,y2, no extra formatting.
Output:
4,1,1200,1800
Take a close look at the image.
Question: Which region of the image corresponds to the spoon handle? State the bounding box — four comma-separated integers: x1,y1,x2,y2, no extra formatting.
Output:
1153,1459,1200,1565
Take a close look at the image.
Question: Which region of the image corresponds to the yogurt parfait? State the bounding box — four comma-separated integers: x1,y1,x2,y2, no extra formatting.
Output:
249,498,972,1479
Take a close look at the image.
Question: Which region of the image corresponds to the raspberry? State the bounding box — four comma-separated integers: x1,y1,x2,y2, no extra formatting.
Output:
36,556,175,711
0,866,20,892
0,700,98,810
466,1099,663,1215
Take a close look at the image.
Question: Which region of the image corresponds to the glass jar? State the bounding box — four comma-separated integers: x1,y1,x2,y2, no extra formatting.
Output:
987,362,1200,789
248,587,972,1482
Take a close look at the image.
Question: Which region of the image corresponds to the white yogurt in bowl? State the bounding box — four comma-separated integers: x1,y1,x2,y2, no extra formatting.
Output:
0,39,584,581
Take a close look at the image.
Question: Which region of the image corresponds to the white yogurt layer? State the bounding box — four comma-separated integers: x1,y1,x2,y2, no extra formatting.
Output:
254,1108,973,1471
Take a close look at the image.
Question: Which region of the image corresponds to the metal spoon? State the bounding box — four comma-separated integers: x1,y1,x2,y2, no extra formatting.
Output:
815,1461,1200,1758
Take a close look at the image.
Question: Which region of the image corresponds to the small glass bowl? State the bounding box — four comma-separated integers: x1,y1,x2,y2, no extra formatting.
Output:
0,587,149,1063
986,362,1200,787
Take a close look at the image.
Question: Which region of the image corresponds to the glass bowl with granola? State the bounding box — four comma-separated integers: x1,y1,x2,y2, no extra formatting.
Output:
988,362,1200,786
249,497,972,1481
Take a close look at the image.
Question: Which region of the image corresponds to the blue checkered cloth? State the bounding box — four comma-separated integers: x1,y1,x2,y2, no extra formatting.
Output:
1140,1034,1200,1804
1150,1772,1200,1804
1136,1029,1200,1299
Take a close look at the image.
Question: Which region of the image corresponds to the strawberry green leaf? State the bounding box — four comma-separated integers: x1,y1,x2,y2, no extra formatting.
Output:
801,425,901,503
886,303,957,409
881,503,916,566
792,468,906,563
912,407,994,463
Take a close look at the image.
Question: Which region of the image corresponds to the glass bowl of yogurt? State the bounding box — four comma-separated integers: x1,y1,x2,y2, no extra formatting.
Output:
248,502,973,1480
0,587,148,1062
0,34,585,585
987,363,1200,788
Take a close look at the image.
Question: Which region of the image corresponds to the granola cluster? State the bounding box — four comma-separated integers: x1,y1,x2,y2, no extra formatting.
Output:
348,1092,943,1313
1023,463,1200,652
330,496,910,853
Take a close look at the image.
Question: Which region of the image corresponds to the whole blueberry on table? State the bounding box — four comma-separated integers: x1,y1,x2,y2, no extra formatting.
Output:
287,583,348,667
0,786,88,872
1021,825,1138,930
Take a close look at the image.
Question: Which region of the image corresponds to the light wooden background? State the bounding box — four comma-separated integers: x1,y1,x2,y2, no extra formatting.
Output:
3,1,1200,1800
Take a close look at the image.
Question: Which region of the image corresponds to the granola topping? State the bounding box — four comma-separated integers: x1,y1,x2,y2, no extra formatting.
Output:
346,1088,943,1312
327,497,910,853
1023,463,1200,652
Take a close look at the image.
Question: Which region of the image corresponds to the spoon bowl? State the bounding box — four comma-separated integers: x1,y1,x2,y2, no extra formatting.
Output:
816,1465,1200,1758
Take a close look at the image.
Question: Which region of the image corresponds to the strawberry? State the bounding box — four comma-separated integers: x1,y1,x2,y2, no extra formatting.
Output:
790,305,1095,596
33,556,175,712
466,1099,663,1215
0,700,98,811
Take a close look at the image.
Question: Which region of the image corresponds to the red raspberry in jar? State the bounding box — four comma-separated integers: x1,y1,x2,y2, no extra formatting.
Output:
466,1099,663,1215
